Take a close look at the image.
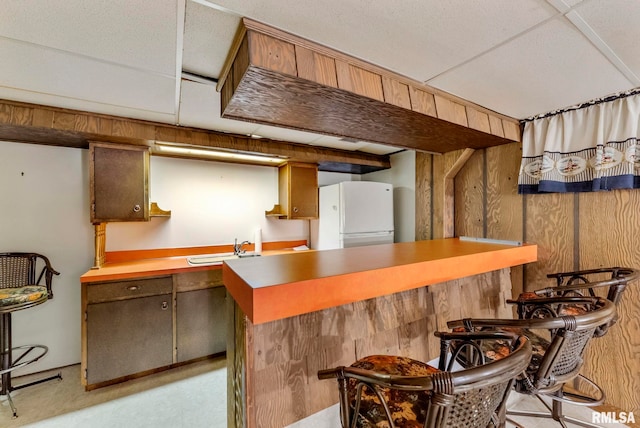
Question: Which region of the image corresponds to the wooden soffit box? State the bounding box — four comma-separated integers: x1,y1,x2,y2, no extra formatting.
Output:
218,18,521,154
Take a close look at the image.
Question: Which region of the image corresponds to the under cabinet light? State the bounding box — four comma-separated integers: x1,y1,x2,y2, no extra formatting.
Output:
154,143,287,165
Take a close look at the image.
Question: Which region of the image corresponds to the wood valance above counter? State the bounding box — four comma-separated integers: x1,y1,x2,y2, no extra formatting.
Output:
223,237,537,324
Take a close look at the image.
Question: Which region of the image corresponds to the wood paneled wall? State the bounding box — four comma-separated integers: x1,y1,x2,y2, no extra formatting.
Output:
228,270,513,428
416,142,640,414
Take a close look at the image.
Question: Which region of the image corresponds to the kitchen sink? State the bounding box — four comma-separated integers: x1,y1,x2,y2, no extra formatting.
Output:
186,253,238,266
186,253,260,266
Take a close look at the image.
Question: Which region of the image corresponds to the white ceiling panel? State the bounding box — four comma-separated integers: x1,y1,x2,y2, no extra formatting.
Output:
359,143,404,155
0,0,178,76
309,135,373,152
182,1,241,78
179,80,260,135
251,125,321,145
0,38,176,116
428,15,633,118
573,0,640,84
203,0,558,81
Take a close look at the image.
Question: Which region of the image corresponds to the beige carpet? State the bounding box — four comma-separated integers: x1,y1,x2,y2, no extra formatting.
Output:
0,358,226,428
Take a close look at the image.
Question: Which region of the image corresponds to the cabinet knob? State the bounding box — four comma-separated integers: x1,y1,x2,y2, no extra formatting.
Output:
133,204,141,213
161,301,169,310
127,285,140,291
293,206,299,213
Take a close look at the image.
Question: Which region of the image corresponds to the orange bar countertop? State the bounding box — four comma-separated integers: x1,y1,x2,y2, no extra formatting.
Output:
223,237,537,325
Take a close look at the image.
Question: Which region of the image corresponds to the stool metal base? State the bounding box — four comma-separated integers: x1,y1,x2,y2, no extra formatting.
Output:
1,312,62,418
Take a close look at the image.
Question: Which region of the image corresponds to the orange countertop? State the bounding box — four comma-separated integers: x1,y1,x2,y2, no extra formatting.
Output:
223,238,537,325
80,240,308,283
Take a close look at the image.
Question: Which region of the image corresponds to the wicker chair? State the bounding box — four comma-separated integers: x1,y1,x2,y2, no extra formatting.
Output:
448,296,616,428
518,267,638,337
317,331,531,428
0,252,61,418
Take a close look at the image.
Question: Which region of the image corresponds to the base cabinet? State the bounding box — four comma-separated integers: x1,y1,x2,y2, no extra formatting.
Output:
86,294,173,385
82,270,226,389
177,287,226,362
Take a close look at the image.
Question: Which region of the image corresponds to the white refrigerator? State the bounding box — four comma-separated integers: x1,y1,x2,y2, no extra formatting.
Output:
312,181,394,250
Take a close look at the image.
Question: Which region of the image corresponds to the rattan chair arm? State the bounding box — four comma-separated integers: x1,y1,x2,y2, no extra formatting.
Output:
450,298,615,333
546,267,638,284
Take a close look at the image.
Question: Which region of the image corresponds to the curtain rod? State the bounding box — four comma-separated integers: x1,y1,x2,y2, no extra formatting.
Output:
521,87,640,123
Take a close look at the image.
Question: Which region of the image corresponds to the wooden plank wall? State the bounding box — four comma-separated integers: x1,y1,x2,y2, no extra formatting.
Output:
416,142,640,414
230,270,513,428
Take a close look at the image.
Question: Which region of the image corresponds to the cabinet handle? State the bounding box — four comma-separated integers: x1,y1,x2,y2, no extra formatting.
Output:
133,204,141,213
161,301,169,310
293,206,299,213
127,285,140,291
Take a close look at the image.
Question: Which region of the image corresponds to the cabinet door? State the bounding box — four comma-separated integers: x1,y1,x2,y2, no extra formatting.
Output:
289,163,318,219
86,294,173,385
90,142,149,222
176,287,226,362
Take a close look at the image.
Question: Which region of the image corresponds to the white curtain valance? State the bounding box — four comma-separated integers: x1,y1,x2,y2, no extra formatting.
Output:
518,91,640,194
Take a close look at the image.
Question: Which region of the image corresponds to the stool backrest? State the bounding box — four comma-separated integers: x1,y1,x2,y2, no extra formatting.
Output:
0,252,59,298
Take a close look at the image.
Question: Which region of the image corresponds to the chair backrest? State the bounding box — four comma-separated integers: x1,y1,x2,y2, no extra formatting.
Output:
533,267,638,336
318,332,531,428
450,297,615,396
0,252,59,298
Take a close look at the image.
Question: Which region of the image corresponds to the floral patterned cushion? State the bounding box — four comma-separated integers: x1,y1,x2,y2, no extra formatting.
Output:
450,328,547,382
0,285,48,308
516,292,589,316
348,355,440,428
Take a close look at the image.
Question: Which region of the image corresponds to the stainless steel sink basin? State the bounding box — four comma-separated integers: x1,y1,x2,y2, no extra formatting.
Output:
186,253,238,265
186,252,260,265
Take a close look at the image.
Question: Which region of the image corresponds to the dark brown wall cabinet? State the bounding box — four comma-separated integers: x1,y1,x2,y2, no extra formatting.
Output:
90,142,150,223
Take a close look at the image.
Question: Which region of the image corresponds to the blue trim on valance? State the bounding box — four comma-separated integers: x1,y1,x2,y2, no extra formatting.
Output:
519,175,640,194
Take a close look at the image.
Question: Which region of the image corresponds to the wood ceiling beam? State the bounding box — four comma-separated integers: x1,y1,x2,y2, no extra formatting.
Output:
219,18,522,155
0,99,390,172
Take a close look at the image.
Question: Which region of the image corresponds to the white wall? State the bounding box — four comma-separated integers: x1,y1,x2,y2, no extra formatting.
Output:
107,156,307,250
363,150,416,242
0,141,93,374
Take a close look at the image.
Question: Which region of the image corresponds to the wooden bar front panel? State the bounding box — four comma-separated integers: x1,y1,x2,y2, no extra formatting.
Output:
228,269,514,428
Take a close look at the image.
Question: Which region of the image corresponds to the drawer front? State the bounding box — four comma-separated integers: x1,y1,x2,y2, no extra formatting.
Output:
175,269,223,293
86,276,172,304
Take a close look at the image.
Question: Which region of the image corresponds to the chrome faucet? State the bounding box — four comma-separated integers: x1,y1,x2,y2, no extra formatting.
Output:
233,239,251,255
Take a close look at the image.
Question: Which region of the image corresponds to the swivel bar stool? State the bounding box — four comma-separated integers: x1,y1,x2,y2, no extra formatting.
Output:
0,252,61,418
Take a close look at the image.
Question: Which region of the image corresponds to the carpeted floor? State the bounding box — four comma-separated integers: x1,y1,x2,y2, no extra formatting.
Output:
0,358,227,428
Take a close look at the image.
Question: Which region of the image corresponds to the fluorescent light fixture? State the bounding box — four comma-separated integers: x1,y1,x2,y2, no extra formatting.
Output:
154,143,287,165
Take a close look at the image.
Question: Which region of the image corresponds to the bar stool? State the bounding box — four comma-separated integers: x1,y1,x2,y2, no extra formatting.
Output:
0,252,61,418
318,331,531,427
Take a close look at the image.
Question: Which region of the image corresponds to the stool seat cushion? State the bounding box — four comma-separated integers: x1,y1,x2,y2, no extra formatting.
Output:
0,285,48,308
348,355,439,428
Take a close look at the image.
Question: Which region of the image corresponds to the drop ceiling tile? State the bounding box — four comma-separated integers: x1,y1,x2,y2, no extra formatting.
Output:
0,0,178,76
428,15,633,118
182,1,241,78
308,135,370,151
204,0,557,81
0,38,175,115
359,143,404,155
574,0,640,84
251,125,321,144
0,86,176,124
179,80,260,135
